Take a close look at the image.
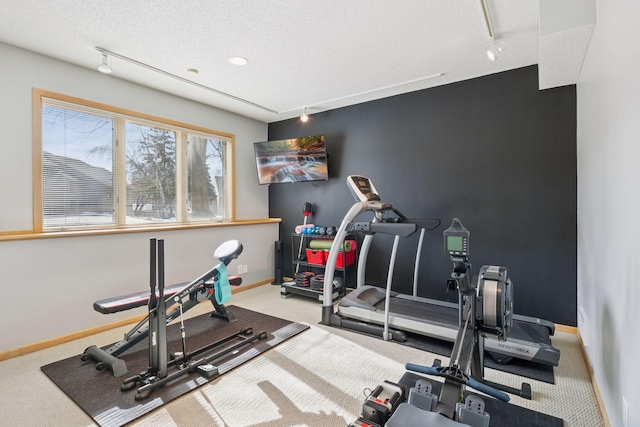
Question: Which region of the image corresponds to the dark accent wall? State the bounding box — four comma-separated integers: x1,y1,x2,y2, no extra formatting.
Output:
268,66,577,326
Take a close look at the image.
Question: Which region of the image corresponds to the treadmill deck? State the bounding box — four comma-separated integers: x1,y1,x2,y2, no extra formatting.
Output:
337,285,560,366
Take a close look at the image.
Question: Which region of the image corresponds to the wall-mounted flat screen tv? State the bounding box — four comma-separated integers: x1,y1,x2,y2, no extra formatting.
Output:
254,135,329,184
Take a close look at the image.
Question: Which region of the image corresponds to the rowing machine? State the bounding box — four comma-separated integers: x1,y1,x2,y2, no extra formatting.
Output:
386,219,528,426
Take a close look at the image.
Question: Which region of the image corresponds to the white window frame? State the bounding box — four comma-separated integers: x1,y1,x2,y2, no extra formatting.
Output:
32,89,236,233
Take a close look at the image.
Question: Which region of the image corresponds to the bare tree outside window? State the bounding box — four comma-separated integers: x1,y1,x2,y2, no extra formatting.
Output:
188,135,226,221
126,124,176,221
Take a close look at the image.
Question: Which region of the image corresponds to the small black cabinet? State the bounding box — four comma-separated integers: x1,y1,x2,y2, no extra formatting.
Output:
280,233,357,301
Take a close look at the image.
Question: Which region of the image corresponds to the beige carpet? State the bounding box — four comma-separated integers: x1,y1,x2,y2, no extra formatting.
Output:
133,327,406,427
0,284,605,427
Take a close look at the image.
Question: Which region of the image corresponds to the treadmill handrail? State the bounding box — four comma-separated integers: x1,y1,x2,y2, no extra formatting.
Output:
324,202,366,307
323,198,410,307
323,192,429,307
348,221,417,237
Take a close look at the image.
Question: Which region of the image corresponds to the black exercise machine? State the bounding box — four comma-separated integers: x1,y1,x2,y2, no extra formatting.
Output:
121,238,267,400
81,239,245,378
353,219,524,426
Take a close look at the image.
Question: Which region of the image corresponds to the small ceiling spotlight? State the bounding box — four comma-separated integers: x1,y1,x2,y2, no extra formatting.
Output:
481,0,506,61
487,41,507,61
97,52,112,74
300,108,309,122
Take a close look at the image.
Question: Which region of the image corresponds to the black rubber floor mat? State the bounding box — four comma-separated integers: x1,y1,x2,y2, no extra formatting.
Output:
41,306,308,427
397,372,563,427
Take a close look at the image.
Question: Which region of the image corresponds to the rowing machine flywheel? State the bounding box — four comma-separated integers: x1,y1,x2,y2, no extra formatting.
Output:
475,265,513,340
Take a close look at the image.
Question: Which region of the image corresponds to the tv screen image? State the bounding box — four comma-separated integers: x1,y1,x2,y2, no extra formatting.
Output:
254,135,328,184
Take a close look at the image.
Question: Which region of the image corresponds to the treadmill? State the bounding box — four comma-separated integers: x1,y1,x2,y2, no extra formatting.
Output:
321,175,560,367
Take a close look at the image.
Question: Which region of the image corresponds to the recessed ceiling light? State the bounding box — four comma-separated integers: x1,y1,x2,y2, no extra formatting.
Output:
228,56,248,66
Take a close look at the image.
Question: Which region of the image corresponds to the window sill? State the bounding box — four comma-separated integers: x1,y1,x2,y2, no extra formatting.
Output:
0,218,281,242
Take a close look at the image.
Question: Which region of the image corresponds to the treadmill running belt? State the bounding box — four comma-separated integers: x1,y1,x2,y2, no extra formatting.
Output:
385,298,553,346
383,298,555,382
386,297,458,327
337,287,556,383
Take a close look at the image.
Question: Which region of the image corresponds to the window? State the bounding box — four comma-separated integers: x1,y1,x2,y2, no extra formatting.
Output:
33,90,234,232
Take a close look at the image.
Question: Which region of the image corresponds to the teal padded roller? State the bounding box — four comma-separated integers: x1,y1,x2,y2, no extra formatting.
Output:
214,263,232,304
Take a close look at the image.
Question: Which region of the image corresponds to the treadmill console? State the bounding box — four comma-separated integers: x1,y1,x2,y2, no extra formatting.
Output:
443,218,469,258
347,175,381,202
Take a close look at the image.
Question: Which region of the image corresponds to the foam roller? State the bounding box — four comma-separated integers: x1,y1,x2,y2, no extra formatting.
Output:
295,224,315,234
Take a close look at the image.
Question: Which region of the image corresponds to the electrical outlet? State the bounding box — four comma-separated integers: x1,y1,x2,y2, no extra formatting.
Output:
237,265,243,275
622,396,629,427
243,264,248,274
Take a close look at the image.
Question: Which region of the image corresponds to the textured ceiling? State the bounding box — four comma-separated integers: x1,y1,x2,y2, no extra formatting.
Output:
0,0,594,123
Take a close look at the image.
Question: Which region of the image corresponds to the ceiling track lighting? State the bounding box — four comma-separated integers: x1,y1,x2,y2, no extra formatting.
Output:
481,0,494,39
300,108,309,122
487,41,507,61
480,0,507,61
93,47,277,114
97,52,112,74
281,73,443,117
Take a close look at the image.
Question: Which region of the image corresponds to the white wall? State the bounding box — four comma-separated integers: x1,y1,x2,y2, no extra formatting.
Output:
0,43,277,353
577,1,640,426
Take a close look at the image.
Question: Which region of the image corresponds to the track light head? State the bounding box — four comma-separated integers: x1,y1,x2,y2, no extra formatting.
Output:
487,41,507,61
97,52,112,74
300,108,309,122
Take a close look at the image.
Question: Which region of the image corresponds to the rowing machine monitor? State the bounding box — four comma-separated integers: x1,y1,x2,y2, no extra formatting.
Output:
444,218,469,260
444,218,472,294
